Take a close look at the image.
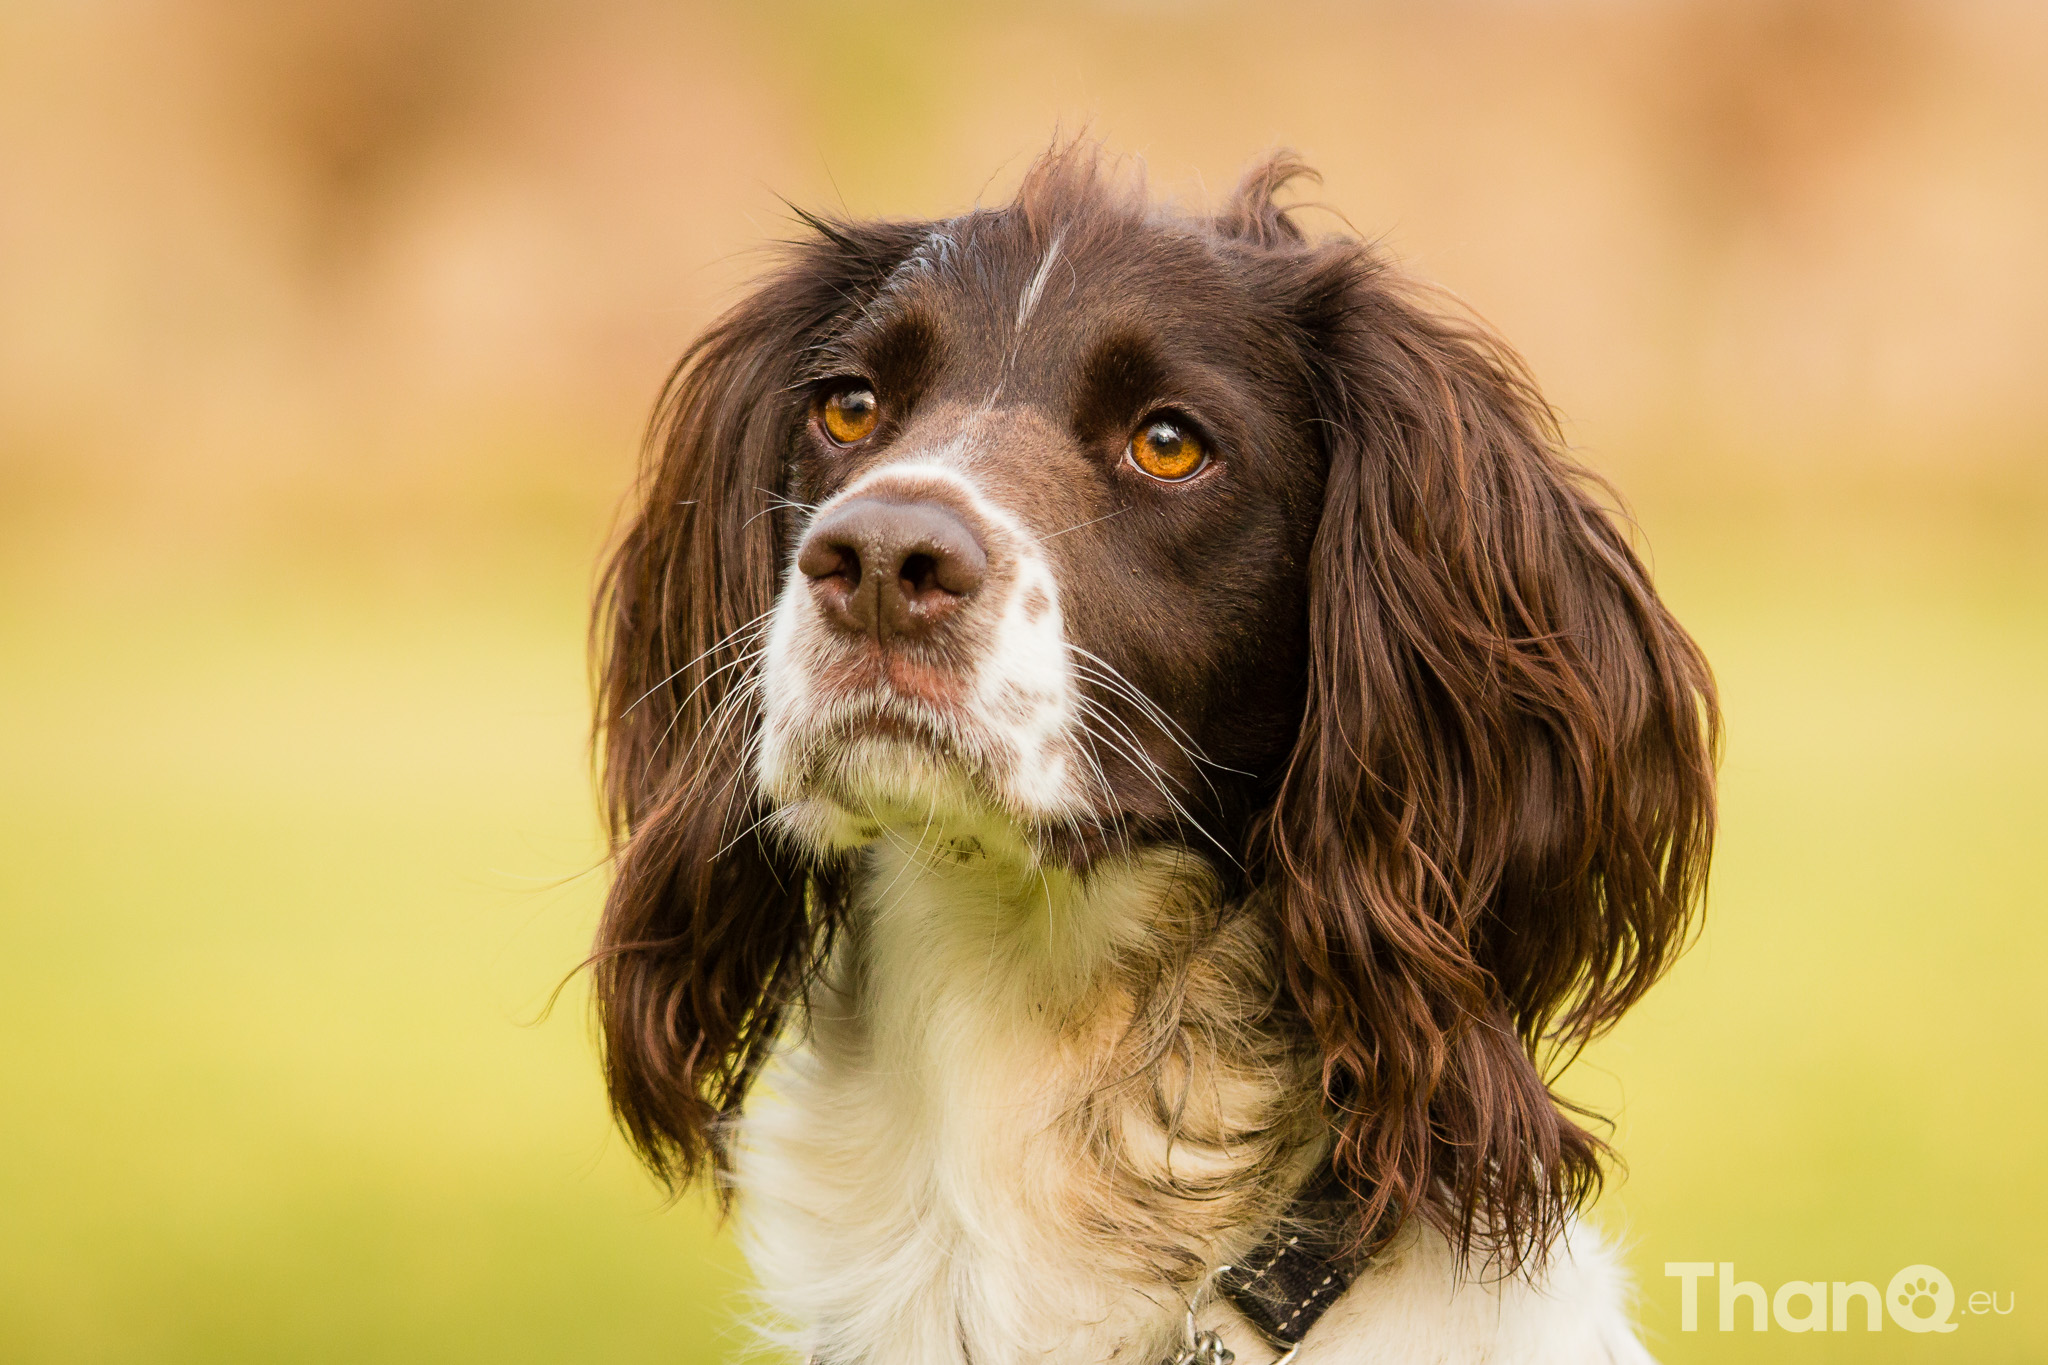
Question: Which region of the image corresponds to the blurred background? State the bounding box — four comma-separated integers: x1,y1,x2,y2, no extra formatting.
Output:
1,1,2042,1361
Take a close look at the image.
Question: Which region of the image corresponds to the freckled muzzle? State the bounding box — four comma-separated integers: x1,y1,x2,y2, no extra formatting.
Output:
757,462,1089,845
796,496,990,643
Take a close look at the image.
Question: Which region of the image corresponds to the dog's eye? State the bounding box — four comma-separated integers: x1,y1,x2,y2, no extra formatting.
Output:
821,386,879,445
1128,418,1206,481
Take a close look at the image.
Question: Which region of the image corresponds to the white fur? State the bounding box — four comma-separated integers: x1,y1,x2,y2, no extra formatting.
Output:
735,843,1198,1364
1261,1224,1655,1365
1014,233,1065,332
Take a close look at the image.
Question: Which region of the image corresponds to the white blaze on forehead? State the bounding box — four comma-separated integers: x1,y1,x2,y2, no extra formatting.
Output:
1013,232,1065,333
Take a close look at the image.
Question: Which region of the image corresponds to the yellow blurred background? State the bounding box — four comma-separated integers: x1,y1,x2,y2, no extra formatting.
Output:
1,2,2042,1361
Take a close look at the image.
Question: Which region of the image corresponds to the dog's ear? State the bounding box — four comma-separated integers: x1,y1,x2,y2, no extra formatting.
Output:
590,217,921,1192
1260,231,1719,1267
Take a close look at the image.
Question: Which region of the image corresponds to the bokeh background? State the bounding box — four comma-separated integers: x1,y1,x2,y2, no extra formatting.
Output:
2,2,2043,1361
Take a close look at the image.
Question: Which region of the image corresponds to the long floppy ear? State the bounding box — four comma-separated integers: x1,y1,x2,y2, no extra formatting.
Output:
1245,181,1719,1269
590,217,922,1191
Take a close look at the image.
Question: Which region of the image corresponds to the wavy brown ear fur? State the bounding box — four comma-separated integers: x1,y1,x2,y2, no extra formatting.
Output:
1231,162,1720,1272
590,217,921,1193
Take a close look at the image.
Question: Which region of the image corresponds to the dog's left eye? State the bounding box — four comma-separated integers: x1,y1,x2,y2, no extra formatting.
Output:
1128,417,1207,481
820,386,879,445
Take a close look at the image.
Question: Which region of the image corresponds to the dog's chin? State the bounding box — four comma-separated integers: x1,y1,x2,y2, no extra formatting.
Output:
760,725,1126,870
762,727,1005,851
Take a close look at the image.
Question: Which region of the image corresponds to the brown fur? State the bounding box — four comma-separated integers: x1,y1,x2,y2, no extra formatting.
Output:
589,143,1718,1274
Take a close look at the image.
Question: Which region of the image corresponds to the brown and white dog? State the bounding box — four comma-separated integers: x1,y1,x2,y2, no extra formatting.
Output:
589,146,1718,1364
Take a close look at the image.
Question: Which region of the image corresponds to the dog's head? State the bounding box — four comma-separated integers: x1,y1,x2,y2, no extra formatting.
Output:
591,147,1717,1266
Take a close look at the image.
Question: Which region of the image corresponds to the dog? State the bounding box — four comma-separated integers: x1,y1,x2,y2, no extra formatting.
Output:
588,145,1718,1364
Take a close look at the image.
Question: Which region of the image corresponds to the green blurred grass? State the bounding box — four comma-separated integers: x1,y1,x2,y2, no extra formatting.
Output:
1584,482,2048,1362
1,479,2042,1362
0,523,749,1361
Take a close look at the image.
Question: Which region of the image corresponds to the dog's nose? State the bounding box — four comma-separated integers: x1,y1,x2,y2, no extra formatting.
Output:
796,497,988,640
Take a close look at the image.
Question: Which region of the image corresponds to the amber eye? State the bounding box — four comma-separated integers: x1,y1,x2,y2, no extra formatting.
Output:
820,386,879,445
1128,418,1207,481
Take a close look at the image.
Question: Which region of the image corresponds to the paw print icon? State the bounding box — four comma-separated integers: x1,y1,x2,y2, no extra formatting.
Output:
1886,1265,1958,1333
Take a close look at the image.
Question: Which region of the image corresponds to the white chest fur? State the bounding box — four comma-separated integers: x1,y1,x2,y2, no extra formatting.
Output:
728,836,1653,1365
732,837,1318,1365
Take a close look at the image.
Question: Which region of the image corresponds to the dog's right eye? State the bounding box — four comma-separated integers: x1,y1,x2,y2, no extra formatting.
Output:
1128,417,1207,481
820,386,879,446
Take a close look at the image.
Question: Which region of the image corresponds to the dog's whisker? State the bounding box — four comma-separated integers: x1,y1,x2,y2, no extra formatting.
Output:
1040,505,1130,541
639,648,769,790
620,608,774,718
1072,698,1239,869
1065,647,1237,772
745,486,822,531
1071,687,1222,825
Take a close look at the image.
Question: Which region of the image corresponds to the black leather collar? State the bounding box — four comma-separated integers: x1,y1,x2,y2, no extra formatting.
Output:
1215,1172,1363,1356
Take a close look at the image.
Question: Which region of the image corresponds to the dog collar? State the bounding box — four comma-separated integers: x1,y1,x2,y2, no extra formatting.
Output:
1174,1177,1362,1364
1214,1232,1358,1356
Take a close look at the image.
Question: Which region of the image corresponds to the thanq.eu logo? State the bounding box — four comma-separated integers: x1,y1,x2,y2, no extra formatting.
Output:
1664,1261,2015,1334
